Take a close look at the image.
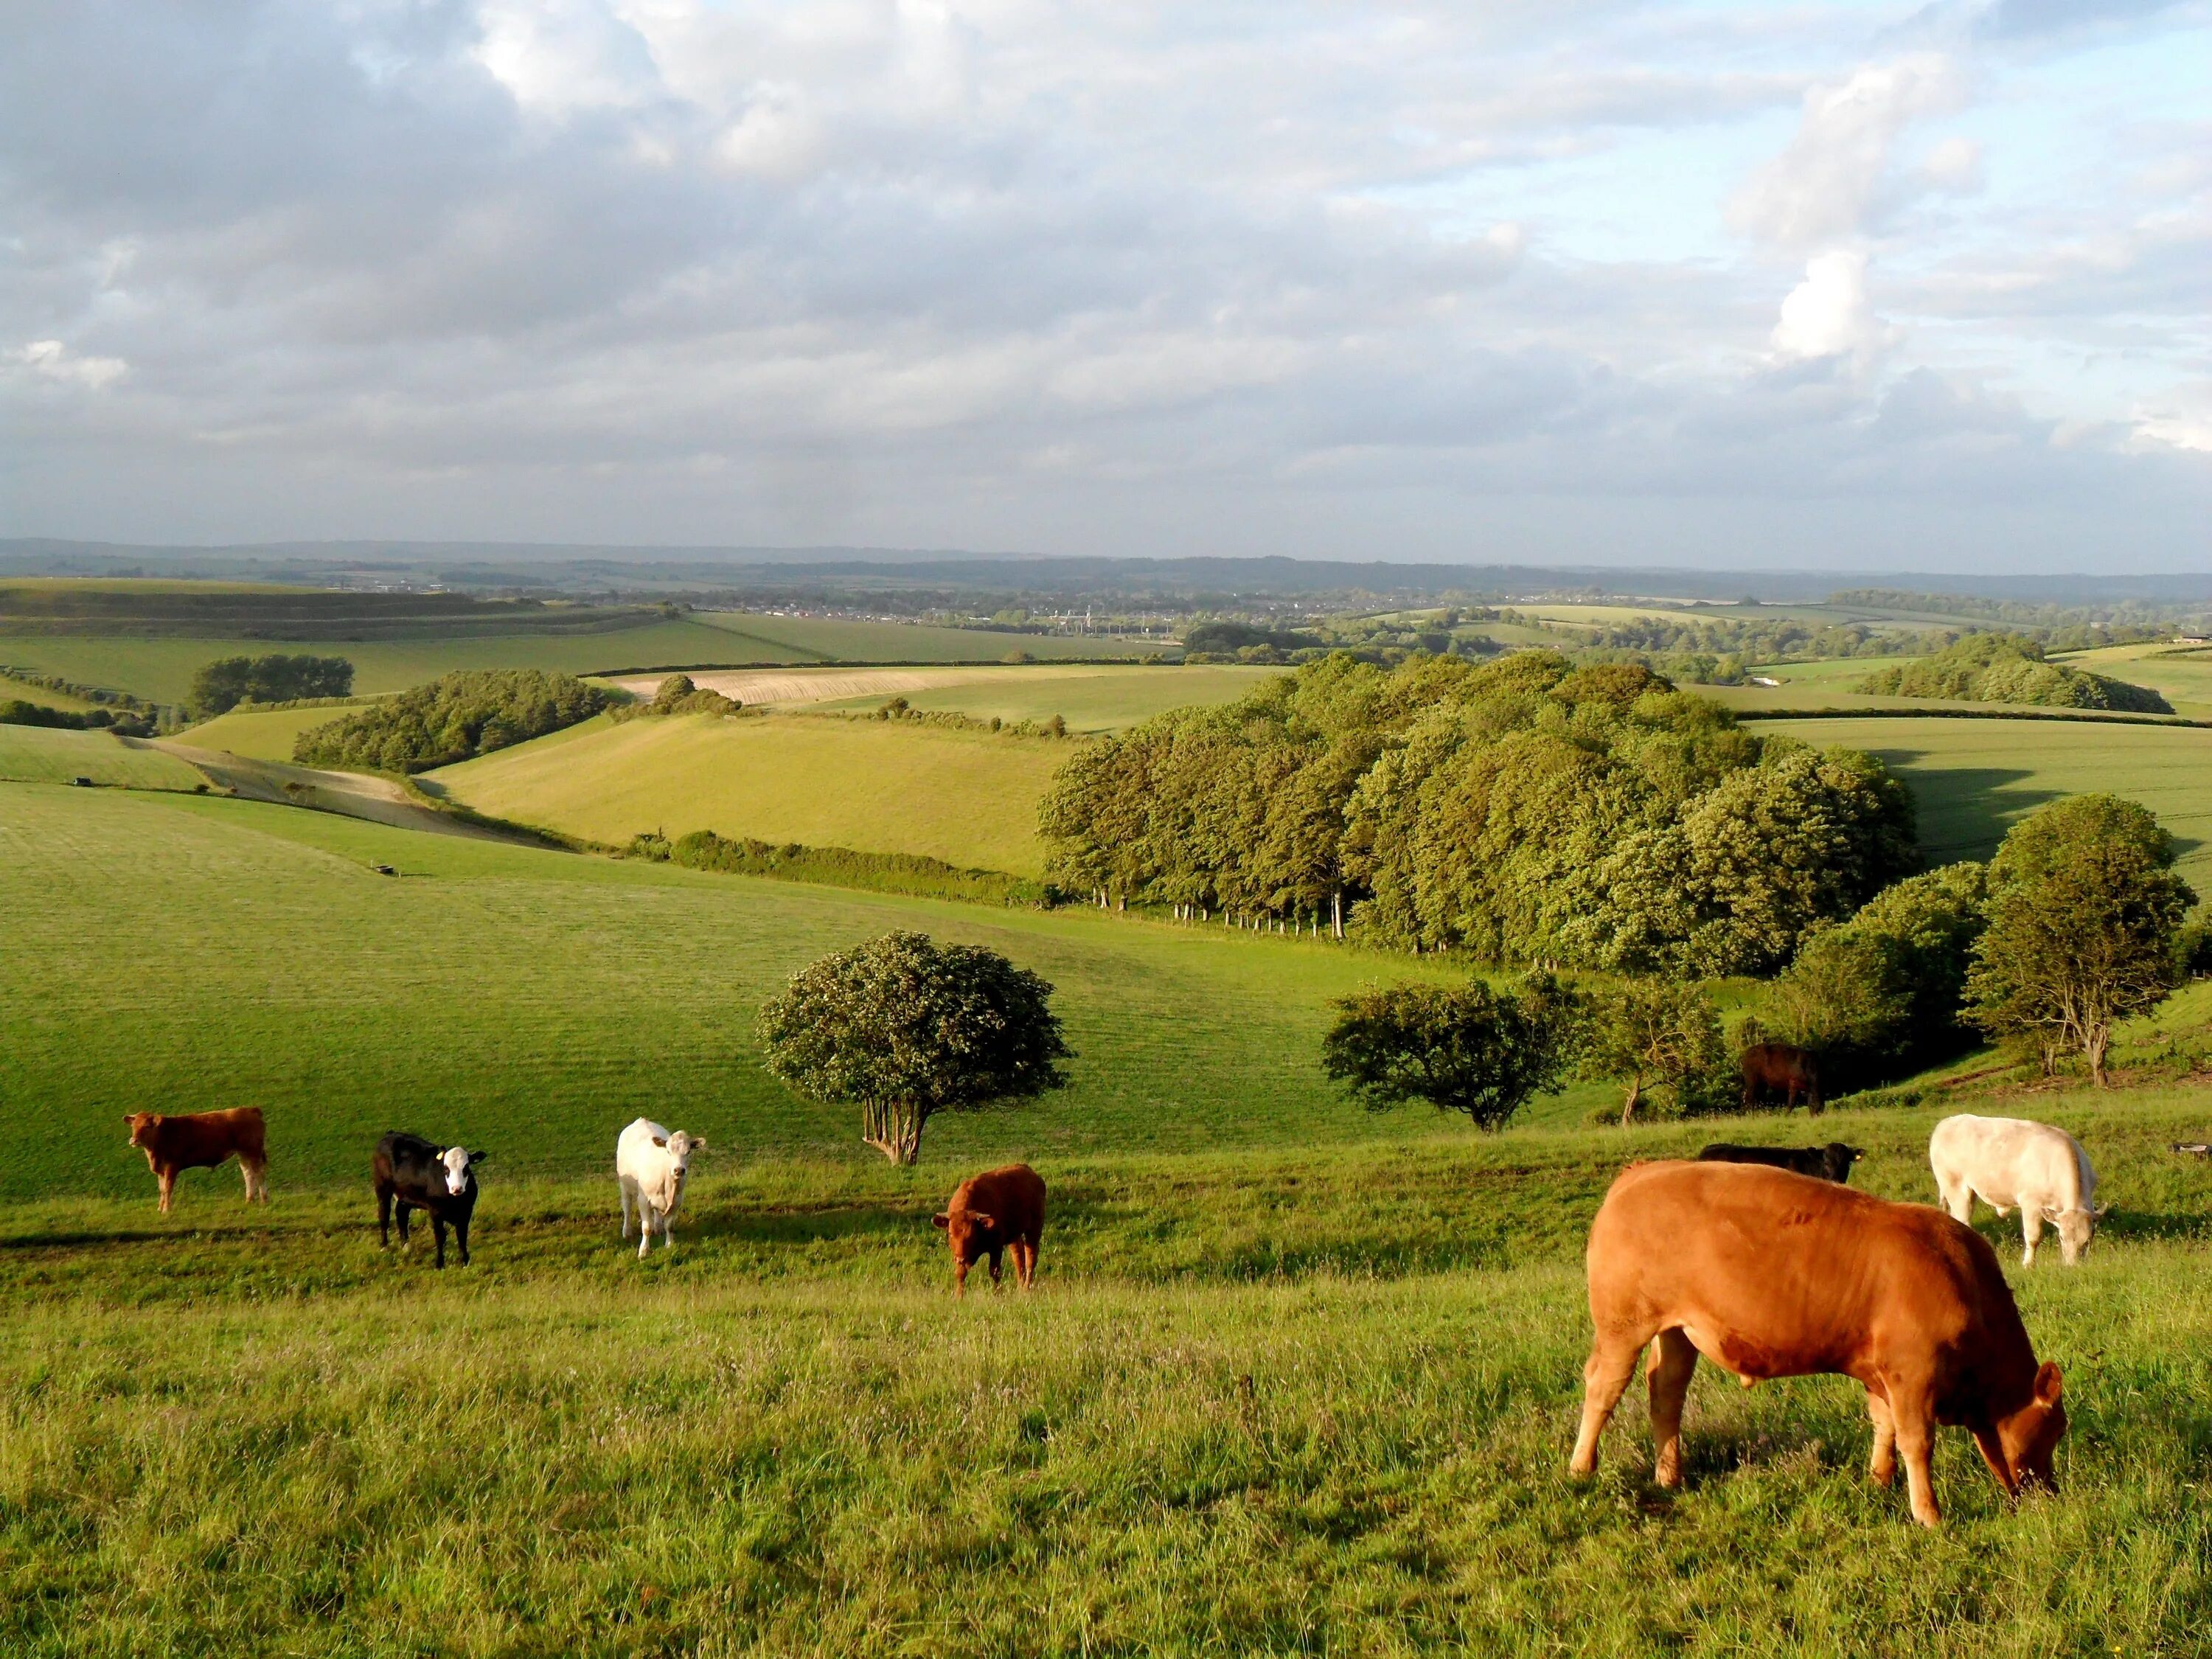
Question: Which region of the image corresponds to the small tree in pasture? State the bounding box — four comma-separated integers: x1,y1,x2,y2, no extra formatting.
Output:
1581,980,1726,1124
1321,974,1582,1130
757,931,1073,1164
1965,796,2194,1086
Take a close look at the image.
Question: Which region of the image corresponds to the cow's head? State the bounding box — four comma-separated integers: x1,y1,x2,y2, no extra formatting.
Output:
2053,1206,2098,1265
124,1113,161,1150
931,1206,998,1293
1823,1144,1865,1182
440,1147,487,1196
651,1130,705,1182
1993,1361,2066,1496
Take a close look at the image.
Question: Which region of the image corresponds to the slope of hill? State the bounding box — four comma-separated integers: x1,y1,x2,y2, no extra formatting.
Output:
0,726,208,791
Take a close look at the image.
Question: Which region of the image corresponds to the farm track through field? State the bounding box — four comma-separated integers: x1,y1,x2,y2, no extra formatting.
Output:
150,740,544,845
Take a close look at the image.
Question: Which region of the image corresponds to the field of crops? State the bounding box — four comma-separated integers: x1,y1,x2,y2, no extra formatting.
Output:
0,726,208,791
431,712,1070,872
1750,714,2212,888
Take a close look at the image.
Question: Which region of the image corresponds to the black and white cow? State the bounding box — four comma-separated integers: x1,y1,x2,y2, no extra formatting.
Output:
372,1131,488,1267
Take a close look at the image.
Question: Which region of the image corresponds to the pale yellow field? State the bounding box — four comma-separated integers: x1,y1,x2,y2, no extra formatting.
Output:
432,712,1068,874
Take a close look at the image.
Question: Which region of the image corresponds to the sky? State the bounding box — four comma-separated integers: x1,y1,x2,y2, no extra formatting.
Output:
1,0,2208,571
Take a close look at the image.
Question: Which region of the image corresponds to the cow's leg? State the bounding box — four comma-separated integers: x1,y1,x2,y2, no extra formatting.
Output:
157,1168,175,1213
396,1203,411,1245
619,1178,633,1240
638,1206,654,1259
432,1214,448,1270
1889,1388,1942,1527
988,1247,1004,1288
378,1186,393,1248
455,1215,470,1267
953,1254,970,1298
1865,1386,1896,1488
2020,1207,2041,1267
1568,1336,1644,1476
1022,1239,1040,1289
1937,1178,1975,1226
1646,1328,1699,1488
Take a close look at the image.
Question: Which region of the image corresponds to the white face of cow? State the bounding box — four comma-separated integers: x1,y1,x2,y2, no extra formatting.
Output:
2055,1207,2097,1264
653,1131,703,1182
440,1147,473,1196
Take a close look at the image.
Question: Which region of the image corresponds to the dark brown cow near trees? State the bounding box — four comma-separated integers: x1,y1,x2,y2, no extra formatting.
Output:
1741,1041,1822,1113
1569,1160,2066,1526
932,1164,1046,1296
124,1108,269,1212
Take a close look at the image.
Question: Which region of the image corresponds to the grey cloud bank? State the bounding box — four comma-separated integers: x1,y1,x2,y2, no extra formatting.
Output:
1,1,2206,571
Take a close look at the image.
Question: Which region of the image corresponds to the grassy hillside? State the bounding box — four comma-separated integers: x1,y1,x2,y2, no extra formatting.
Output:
4,1091,2209,1655
432,712,1069,873
0,669,101,712
178,700,384,761
796,663,1278,729
689,611,1160,663
1745,714,2212,887
0,726,208,791
0,782,1518,1201
2062,644,2212,720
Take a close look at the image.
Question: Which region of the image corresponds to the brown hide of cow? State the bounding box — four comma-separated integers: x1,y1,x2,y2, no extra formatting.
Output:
1741,1042,1822,1113
931,1164,1046,1296
124,1107,270,1213
1568,1160,2065,1527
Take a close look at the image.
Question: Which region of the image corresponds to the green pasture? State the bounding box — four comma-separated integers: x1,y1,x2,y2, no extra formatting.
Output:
1748,714,2212,888
432,712,1071,873
804,662,1280,730
178,700,384,762
2061,645,2212,720
689,611,1159,664
4,1088,2211,1655
0,782,1517,1201
0,726,207,791
0,670,100,712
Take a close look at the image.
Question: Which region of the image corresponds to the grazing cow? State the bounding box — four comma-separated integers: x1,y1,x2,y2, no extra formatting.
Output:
1569,1160,2066,1527
1698,1141,1864,1184
372,1133,487,1268
124,1108,268,1212
2174,1142,2211,1158
1740,1043,1822,1113
616,1117,706,1259
933,1164,1047,1296
1930,1114,2101,1267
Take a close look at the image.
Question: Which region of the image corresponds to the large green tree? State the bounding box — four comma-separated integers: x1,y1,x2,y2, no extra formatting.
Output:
1320,974,1581,1130
191,653,354,715
1965,796,2194,1085
757,932,1073,1164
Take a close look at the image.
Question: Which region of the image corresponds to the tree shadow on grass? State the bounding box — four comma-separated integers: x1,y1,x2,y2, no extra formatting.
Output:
1866,759,2056,866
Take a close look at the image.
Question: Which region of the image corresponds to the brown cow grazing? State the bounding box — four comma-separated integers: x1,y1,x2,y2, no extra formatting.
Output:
1568,1160,2065,1527
125,1108,270,1213
932,1164,1046,1297
1740,1042,1821,1113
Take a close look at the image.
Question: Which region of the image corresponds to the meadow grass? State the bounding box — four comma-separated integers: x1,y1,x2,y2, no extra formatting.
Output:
2062,646,2212,720
0,725,208,790
430,712,1073,874
1744,714,2212,888
4,1096,2209,1657
177,701,385,762
0,670,101,712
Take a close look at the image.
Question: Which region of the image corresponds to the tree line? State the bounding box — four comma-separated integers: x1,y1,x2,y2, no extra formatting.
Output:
189,654,355,715
1040,652,1917,976
1857,633,2171,713
293,669,617,772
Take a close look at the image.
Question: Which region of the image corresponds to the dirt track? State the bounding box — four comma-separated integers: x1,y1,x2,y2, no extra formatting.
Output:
147,741,542,844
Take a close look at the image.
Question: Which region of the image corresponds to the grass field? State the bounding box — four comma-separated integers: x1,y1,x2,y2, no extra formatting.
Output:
0,669,101,712
1747,714,2212,887
431,712,1071,873
689,611,1160,664
177,700,385,762
2060,645,2212,720
0,726,209,790
796,663,1278,729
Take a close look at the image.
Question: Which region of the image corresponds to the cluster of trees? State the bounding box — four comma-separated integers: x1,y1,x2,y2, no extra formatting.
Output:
292,669,616,772
189,654,354,715
1041,653,1917,976
0,699,155,737
614,673,741,719
759,932,1071,1164
1550,613,1922,665
1857,634,2171,713
1322,793,2198,1130
1181,621,1329,657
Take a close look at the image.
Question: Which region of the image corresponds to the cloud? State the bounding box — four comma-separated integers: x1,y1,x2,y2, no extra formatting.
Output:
1731,55,1964,248
15,340,128,389
1771,251,1891,364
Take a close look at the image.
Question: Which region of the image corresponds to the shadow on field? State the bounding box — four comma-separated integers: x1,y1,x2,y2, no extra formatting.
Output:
1871,759,2055,863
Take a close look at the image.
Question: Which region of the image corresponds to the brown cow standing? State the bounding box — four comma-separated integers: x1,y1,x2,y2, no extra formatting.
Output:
1568,1160,2065,1526
1740,1042,1821,1113
932,1164,1046,1296
125,1108,270,1212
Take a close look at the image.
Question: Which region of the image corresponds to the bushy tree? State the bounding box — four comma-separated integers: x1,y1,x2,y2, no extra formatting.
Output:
1580,981,1728,1124
1320,974,1582,1130
1966,796,2194,1085
1774,863,1989,1084
757,932,1072,1164
293,669,615,771
191,653,353,715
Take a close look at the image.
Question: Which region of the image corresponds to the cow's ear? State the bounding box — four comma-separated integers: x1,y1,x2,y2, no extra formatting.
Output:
651,1135,668,1148
2034,1361,2063,1408
931,1213,950,1230
469,1150,490,1165
689,1139,708,1153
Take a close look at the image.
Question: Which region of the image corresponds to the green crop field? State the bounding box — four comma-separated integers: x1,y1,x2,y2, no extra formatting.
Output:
433,712,1073,873
0,726,208,791
0,670,101,712
689,611,1161,664
801,662,1279,730
1744,714,2212,886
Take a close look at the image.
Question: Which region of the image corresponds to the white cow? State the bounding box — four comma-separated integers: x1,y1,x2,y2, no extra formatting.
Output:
616,1117,708,1259
1929,1113,2102,1267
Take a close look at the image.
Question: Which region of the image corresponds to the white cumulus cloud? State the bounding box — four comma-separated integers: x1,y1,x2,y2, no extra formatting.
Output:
1732,55,1964,248
1772,251,1890,365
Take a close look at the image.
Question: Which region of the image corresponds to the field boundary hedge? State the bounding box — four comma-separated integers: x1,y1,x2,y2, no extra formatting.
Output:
1740,705,2212,730
627,828,1059,907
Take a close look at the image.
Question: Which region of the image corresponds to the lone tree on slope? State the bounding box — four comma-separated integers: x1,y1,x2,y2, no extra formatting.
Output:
757,931,1073,1164
1321,974,1582,1131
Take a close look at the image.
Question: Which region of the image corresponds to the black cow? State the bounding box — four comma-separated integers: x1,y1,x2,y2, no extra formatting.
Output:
372,1132,487,1267
1697,1141,1865,1184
